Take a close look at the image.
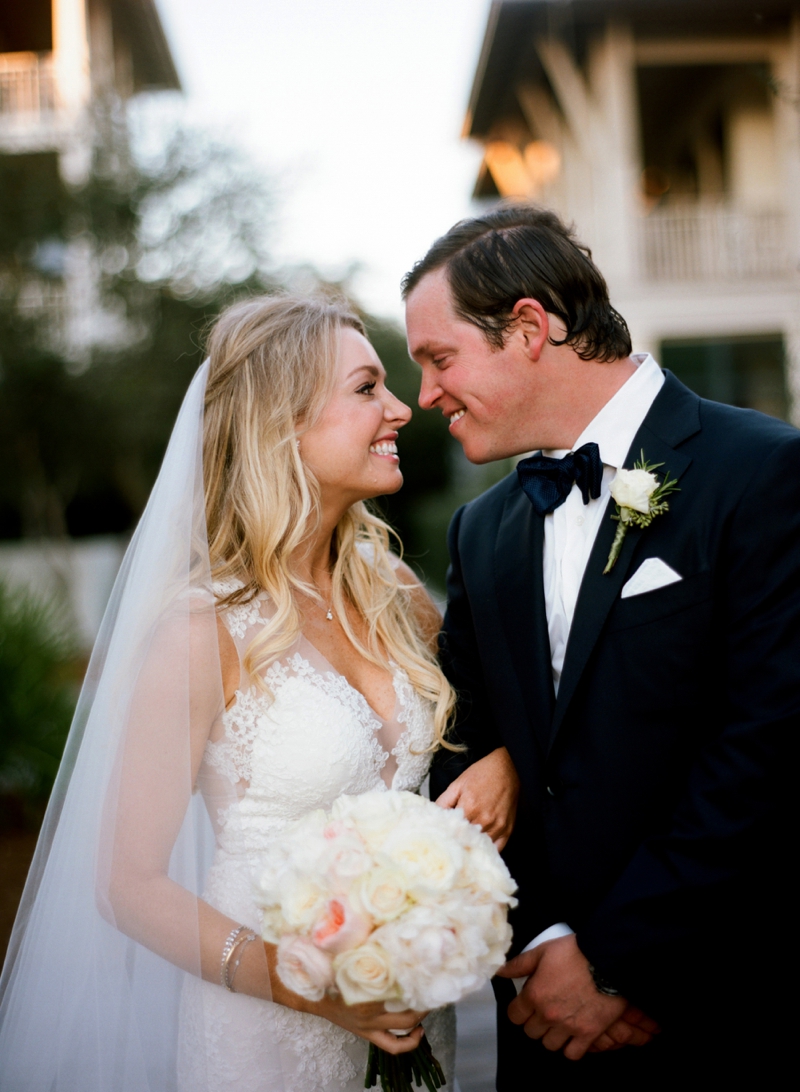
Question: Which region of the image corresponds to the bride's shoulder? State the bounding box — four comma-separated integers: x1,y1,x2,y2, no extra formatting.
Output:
212,577,271,638
212,575,246,598
353,542,441,648
391,558,442,650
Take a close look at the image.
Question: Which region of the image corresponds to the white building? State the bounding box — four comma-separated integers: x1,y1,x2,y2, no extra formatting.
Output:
1,0,178,173
0,1,179,644
0,0,179,360
465,0,800,422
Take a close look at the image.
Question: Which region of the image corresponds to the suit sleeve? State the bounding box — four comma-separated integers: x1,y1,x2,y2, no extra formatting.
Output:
577,434,800,1015
430,504,504,800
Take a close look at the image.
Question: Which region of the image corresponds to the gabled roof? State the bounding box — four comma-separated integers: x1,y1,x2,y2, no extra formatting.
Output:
112,0,181,92
466,0,798,138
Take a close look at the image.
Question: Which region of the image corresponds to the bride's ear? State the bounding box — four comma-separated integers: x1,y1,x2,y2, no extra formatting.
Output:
510,299,549,362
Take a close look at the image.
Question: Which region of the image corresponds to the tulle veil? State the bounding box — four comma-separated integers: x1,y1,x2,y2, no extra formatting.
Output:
0,361,283,1090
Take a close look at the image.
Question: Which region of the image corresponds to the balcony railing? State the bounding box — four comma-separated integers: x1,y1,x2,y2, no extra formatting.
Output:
0,52,58,119
640,203,793,282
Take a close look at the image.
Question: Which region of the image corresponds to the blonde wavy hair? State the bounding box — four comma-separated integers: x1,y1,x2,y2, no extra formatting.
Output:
203,293,457,750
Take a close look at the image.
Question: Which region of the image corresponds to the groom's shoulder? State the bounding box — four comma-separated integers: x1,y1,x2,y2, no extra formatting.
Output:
448,469,519,549
655,373,798,466
461,469,520,521
692,396,800,464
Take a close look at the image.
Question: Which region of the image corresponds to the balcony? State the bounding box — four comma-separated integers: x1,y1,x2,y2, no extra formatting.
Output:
0,52,65,150
640,203,794,284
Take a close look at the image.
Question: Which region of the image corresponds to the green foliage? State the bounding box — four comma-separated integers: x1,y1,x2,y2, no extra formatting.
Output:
0,581,77,828
0,102,275,538
0,151,70,259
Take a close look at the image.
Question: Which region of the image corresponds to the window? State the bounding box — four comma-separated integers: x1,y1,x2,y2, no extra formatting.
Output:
0,2,52,55
638,64,778,207
660,335,788,420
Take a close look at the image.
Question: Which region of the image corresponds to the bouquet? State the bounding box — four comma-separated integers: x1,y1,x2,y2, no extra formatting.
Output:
254,790,518,1092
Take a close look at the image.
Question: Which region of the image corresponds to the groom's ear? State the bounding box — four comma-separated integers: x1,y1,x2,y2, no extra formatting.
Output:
510,299,549,362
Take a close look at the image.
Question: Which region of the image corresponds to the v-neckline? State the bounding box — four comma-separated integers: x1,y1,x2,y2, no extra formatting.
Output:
299,633,400,727
297,636,407,791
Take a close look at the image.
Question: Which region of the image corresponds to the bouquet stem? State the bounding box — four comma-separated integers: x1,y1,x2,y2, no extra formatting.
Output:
365,1035,446,1092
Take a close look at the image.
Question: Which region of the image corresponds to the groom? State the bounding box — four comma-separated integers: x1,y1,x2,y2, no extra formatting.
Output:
403,206,798,1086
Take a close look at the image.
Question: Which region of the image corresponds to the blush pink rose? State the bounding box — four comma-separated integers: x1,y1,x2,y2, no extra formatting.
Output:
276,935,334,1001
312,897,373,955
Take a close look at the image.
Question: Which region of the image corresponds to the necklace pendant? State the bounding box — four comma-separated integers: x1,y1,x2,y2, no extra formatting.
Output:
326,608,333,621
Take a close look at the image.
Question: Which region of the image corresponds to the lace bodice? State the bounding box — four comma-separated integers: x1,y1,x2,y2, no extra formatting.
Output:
178,582,450,1092
200,583,434,827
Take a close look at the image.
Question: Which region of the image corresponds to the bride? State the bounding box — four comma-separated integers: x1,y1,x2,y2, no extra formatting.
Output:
0,294,518,1091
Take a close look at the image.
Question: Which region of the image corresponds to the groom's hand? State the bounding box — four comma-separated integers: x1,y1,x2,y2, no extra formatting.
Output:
588,1005,662,1052
498,935,628,1060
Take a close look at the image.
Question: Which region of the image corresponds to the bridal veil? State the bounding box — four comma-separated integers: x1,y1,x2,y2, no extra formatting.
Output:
0,361,285,1090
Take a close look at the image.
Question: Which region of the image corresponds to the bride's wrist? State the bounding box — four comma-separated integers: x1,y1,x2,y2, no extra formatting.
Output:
264,946,318,1014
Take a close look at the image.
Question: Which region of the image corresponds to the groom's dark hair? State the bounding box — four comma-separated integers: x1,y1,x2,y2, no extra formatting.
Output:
401,205,631,363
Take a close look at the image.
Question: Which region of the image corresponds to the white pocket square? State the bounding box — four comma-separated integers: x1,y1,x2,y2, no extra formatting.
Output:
620,558,682,599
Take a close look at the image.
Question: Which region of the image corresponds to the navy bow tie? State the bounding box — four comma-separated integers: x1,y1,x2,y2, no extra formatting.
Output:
517,442,603,517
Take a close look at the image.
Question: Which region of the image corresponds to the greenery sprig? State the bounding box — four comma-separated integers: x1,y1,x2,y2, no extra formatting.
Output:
603,451,679,574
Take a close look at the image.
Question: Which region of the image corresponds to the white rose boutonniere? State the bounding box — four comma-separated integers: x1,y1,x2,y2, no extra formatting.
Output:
604,451,679,573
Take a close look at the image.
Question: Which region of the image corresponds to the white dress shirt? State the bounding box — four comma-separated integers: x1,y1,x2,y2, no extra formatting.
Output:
517,354,665,972
543,354,665,694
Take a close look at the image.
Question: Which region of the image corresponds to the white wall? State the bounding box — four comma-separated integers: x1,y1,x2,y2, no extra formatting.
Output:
0,536,126,649
727,108,781,208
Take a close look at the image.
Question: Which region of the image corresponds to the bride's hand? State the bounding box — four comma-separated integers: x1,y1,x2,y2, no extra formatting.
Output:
263,942,427,1054
435,746,520,850
309,995,429,1054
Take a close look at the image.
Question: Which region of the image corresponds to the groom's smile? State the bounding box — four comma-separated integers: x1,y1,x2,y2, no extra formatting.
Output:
405,268,550,465
406,268,639,464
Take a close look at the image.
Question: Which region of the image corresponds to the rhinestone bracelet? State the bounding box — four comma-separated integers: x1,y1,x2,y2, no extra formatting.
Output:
225,930,259,992
220,925,247,988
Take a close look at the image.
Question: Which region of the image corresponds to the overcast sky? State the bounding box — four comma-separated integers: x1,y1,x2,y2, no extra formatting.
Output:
154,0,490,320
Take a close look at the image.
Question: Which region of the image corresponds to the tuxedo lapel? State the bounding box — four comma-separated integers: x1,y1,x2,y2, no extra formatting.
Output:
549,374,699,748
494,487,555,751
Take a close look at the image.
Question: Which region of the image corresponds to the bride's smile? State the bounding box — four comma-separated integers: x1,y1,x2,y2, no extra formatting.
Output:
298,325,411,511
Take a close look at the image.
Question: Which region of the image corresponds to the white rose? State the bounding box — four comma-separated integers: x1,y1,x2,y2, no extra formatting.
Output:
333,791,423,852
276,935,334,1001
321,830,373,888
462,840,518,905
280,874,328,932
380,826,462,895
259,903,287,944
358,866,411,922
333,942,399,1005
609,468,659,513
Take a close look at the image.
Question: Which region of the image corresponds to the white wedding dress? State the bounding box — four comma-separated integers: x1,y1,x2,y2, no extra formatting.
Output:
176,582,456,1092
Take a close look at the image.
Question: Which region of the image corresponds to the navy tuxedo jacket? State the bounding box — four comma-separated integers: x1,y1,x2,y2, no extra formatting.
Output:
431,372,799,1025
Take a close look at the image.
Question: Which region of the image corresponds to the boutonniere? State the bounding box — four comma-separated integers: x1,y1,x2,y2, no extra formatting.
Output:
603,451,679,574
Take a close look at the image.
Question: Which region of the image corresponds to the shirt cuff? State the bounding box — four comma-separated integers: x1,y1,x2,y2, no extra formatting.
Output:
512,922,575,995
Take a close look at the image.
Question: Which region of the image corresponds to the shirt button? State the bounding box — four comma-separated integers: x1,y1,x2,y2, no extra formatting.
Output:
576,515,585,526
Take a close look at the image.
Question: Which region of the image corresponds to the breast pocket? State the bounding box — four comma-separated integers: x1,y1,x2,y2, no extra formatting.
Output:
605,570,712,634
